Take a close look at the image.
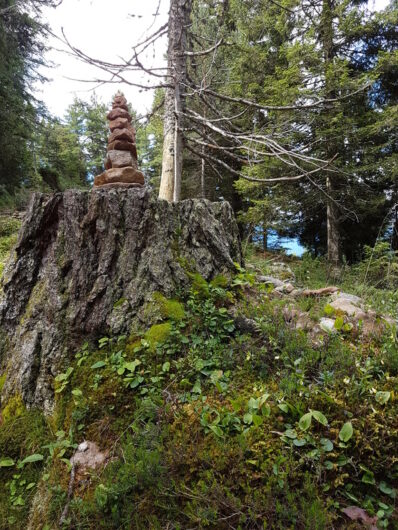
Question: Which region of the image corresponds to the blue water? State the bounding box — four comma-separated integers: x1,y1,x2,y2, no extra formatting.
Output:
268,233,306,257
253,228,306,257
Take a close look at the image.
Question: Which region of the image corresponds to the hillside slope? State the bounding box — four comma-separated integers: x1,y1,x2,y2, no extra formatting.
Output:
0,220,397,529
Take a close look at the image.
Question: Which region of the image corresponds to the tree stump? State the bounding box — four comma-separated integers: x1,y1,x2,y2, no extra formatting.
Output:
0,188,241,411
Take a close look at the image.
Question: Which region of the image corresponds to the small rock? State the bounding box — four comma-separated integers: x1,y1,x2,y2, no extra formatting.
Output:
78,441,89,452
275,282,294,294
70,441,108,471
107,140,137,156
319,318,337,333
257,275,285,288
268,262,295,280
106,149,138,169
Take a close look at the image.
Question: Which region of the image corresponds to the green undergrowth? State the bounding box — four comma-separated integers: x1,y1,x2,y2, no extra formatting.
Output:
250,244,398,319
0,217,21,278
0,261,398,529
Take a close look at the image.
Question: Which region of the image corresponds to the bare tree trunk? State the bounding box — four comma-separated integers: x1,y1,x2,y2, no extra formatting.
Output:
159,85,175,202
326,175,340,264
322,0,341,265
159,0,191,203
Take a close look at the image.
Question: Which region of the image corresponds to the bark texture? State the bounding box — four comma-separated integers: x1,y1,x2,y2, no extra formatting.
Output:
0,188,241,412
158,0,192,202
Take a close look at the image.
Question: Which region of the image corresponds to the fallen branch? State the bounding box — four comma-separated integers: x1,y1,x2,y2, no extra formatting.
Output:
295,286,339,297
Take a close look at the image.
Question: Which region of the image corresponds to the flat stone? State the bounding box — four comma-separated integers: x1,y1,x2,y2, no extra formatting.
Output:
331,292,363,305
109,117,129,132
330,298,365,318
106,150,137,169
108,128,134,144
94,167,145,186
112,102,129,111
95,182,143,189
107,140,137,157
107,108,131,121
257,275,285,288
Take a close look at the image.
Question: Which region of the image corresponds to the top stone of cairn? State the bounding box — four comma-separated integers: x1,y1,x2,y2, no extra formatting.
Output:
93,92,145,189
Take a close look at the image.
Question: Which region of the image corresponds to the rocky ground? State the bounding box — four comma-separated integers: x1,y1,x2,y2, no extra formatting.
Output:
0,214,398,529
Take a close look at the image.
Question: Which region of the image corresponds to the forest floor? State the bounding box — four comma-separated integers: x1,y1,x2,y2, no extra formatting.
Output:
1,218,398,529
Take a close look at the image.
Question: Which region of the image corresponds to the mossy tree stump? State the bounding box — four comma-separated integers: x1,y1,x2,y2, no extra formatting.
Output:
0,188,241,412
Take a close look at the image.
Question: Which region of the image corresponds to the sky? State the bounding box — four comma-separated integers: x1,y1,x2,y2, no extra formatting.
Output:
37,0,390,120
37,0,170,118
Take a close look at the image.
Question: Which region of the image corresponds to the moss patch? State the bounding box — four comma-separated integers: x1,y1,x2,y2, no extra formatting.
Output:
0,373,6,394
144,322,172,351
152,292,185,321
2,394,25,423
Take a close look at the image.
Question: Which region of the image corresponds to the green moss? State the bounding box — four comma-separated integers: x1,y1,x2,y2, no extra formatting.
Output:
2,394,25,423
152,292,185,321
20,280,46,324
144,322,172,351
0,373,6,393
114,297,127,308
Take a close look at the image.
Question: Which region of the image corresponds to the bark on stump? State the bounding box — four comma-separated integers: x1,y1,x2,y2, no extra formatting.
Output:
0,188,241,412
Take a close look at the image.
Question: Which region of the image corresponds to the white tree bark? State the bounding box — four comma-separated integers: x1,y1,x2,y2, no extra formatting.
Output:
158,0,191,202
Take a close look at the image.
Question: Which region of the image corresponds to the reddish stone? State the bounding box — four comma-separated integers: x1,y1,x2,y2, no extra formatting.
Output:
109,117,129,132
108,128,135,144
112,103,129,111
93,182,143,189
107,108,131,122
94,167,145,186
107,141,137,157
113,95,127,106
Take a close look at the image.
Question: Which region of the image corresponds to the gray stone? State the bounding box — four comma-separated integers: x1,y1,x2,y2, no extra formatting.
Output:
331,292,363,305
106,149,137,169
329,297,365,318
0,188,241,412
319,318,338,333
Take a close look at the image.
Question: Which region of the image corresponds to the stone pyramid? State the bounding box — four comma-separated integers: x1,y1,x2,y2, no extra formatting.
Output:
93,92,145,189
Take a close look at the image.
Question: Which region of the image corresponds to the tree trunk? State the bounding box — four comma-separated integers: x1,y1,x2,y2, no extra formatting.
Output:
326,175,340,264
0,188,242,412
158,0,191,203
321,0,341,265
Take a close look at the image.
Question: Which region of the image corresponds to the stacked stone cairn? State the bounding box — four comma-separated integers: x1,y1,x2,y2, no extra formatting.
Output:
93,92,145,189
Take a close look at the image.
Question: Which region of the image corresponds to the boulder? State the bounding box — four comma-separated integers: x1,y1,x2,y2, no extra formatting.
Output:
0,188,242,411
329,297,365,318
